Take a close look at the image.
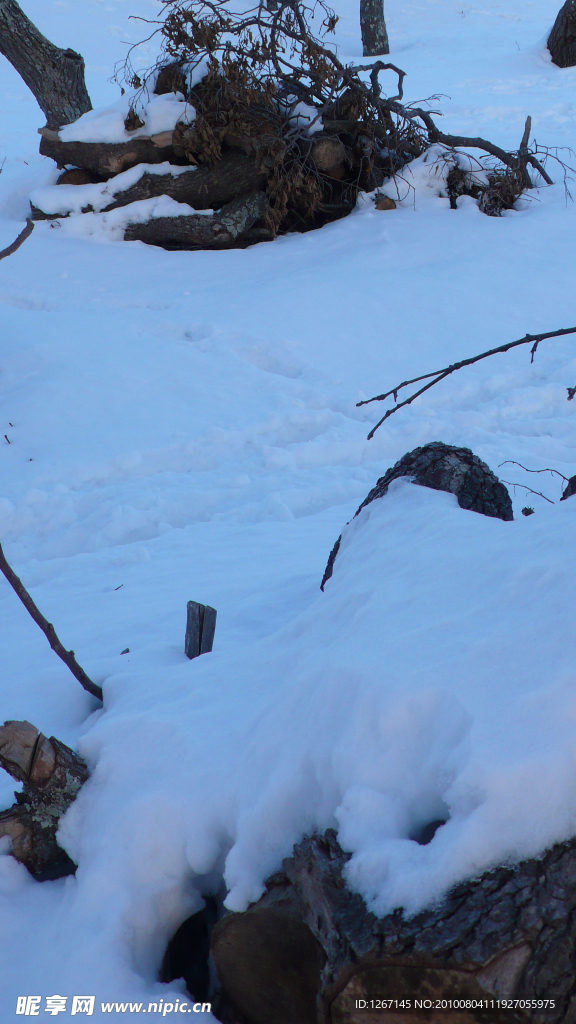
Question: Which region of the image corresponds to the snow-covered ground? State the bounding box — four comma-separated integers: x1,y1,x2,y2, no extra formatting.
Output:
1,0,576,1018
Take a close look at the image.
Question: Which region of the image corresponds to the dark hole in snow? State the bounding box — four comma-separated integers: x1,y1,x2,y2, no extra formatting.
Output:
410,819,448,846
160,896,219,1002
33,850,77,881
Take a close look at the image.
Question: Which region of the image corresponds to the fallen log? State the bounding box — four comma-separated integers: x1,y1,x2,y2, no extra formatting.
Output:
0,720,88,880
124,192,269,250
31,152,268,220
321,443,513,589
106,153,266,213
210,828,576,1024
38,125,181,178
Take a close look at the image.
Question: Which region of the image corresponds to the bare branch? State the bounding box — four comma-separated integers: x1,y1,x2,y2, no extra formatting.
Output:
0,218,34,261
0,542,103,701
358,326,576,439
500,481,554,505
498,461,570,483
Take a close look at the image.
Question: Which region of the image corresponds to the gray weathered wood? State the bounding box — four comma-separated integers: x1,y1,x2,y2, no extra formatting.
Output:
125,192,268,251
200,604,217,654
185,601,217,659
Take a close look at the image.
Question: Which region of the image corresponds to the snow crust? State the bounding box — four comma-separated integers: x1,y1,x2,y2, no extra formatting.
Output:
59,93,194,144
0,0,576,1017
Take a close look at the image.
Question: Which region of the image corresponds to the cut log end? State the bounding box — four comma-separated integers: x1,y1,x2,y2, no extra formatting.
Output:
207,829,575,1024
0,720,88,879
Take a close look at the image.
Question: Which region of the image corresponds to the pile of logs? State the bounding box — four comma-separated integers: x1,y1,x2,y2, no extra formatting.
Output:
31,72,410,250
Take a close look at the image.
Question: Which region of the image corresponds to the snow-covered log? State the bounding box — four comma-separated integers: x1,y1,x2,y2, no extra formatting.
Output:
0,720,88,880
38,125,180,178
321,443,514,589
31,151,268,220
211,828,575,1024
124,192,269,250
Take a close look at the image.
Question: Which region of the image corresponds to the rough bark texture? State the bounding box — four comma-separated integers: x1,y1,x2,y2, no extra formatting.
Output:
0,0,91,129
124,192,269,250
94,152,262,212
560,474,576,500
360,0,389,56
321,442,513,588
211,828,576,1024
0,720,88,879
548,0,576,67
38,126,179,178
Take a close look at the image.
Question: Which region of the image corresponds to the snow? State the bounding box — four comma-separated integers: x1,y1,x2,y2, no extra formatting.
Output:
59,93,195,144
1,0,576,1018
30,163,196,218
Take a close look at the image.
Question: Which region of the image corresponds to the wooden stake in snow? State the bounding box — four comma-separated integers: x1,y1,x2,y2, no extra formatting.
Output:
185,601,217,659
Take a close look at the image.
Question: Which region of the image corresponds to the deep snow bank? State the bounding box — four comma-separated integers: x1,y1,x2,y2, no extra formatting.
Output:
51,480,576,987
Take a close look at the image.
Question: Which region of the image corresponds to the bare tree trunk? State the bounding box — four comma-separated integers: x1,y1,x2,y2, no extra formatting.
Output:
360,0,389,56
548,0,576,67
0,0,91,129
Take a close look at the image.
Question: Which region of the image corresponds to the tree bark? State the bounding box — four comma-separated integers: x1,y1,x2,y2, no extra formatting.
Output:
38,126,180,179
321,444,513,589
0,0,91,129
211,828,576,1024
360,0,389,57
124,192,269,250
0,720,88,880
548,0,576,67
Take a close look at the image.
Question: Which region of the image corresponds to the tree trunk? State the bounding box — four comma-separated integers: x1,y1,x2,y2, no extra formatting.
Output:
0,720,88,880
548,0,576,67
0,0,91,129
360,0,389,57
211,828,576,1024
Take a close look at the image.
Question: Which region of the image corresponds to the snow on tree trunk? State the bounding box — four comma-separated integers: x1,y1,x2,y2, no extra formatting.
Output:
0,0,91,129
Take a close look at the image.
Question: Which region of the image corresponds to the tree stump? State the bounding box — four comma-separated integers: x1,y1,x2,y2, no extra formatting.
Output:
0,720,88,879
548,0,576,67
321,443,513,588
210,828,576,1024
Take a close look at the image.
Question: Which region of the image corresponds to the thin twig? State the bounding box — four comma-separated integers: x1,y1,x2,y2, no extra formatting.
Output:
0,542,103,701
358,326,576,439
501,481,554,504
498,460,569,483
0,219,34,261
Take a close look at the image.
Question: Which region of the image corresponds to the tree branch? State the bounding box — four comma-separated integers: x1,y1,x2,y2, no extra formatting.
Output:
0,218,34,261
358,326,576,439
0,542,103,701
